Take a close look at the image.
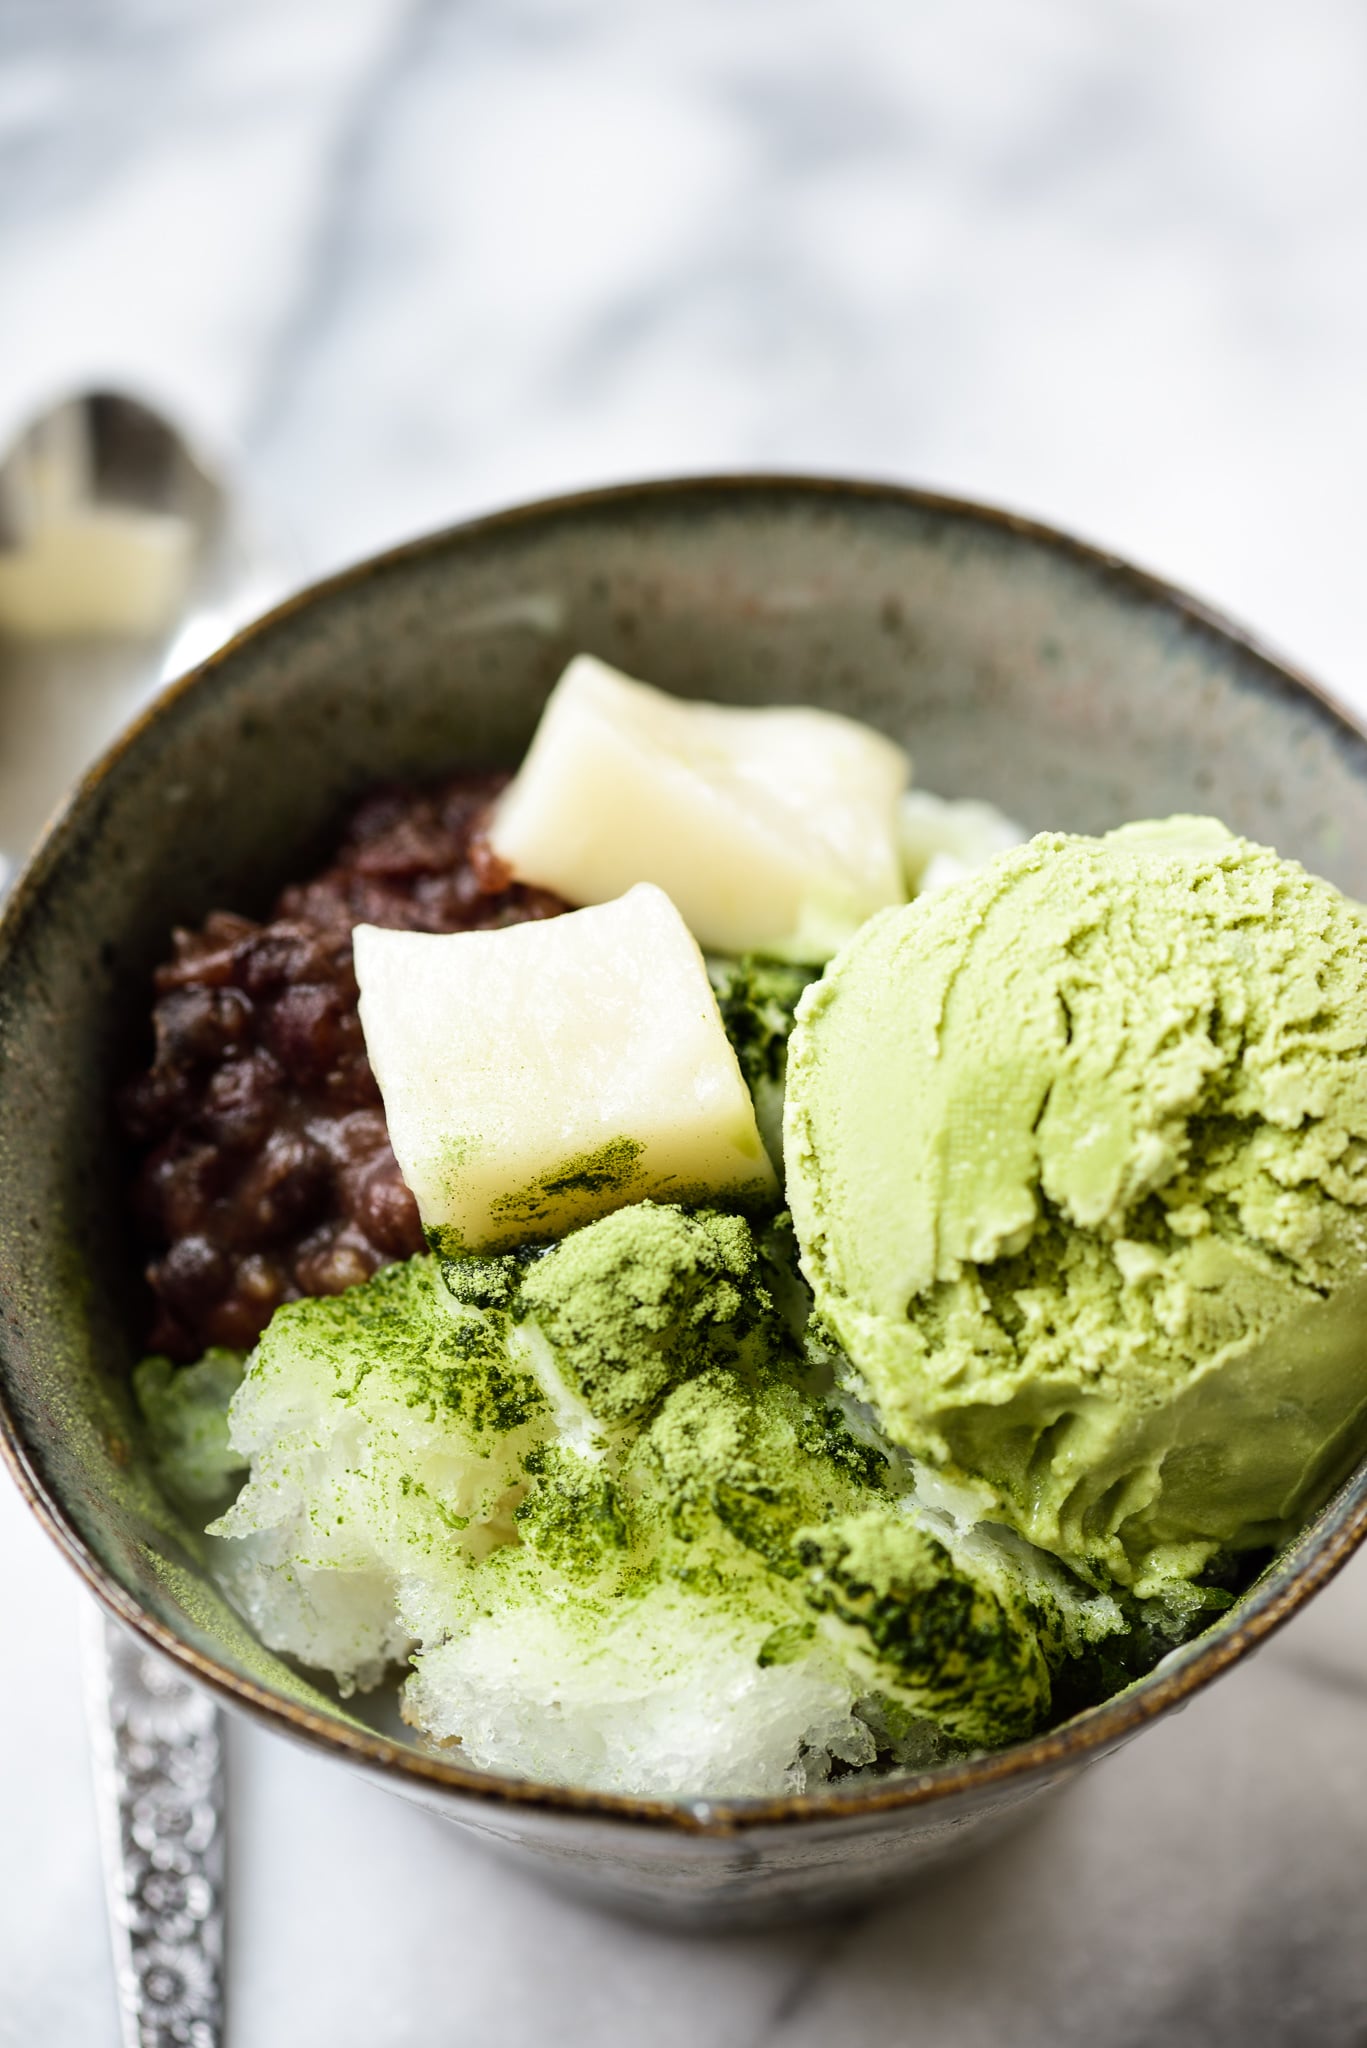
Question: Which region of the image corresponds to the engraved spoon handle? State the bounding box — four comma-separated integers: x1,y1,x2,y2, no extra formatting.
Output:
81,1602,226,2048
3,388,281,2046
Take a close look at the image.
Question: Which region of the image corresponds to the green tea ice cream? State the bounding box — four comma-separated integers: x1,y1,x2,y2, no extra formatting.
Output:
785,819,1367,1594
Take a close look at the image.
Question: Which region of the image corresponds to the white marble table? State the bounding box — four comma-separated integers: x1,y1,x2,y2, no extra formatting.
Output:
5,4,1367,2042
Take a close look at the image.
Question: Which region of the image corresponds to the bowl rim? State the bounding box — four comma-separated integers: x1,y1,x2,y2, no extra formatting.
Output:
5,468,1367,1837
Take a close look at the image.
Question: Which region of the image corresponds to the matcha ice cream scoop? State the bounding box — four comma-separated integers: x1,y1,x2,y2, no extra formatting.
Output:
785,818,1367,1593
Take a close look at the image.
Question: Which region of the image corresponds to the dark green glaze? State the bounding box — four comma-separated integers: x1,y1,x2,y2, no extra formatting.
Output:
3,476,1367,1924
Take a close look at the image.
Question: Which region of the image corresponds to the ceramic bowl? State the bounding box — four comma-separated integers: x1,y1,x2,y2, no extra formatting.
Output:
4,477,1367,1927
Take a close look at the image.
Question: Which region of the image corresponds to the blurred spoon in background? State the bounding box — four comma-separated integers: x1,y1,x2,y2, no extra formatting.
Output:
0,386,289,2048
0,388,283,864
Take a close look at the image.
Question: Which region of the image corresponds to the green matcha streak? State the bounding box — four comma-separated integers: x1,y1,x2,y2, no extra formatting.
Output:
516,1204,775,1422
785,817,1367,1593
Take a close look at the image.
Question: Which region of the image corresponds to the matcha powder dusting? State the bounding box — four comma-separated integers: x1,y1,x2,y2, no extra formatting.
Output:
784,817,1367,1592
516,1201,777,1423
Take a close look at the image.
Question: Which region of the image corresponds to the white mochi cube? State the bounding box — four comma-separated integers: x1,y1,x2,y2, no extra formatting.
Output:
486,654,909,962
898,789,1026,896
354,883,776,1251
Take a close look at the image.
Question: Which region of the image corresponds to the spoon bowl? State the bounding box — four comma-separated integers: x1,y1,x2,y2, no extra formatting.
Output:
0,389,273,855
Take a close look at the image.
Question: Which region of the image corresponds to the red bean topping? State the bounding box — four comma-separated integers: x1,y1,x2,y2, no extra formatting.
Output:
123,770,566,1358
353,1155,424,1259
294,1228,382,1298
467,829,514,892
261,984,350,1085
154,987,252,1066
140,1141,228,1240
318,1108,390,1165
234,1129,331,1242
151,1234,232,1316
199,1050,286,1154
120,1066,193,1146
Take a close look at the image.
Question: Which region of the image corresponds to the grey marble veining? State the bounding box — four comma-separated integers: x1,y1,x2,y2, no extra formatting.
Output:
7,2,1367,693
4,4,1367,2044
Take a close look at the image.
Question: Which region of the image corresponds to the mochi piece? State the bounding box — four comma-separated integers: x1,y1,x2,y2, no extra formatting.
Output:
486,654,910,962
898,790,1026,896
354,883,776,1251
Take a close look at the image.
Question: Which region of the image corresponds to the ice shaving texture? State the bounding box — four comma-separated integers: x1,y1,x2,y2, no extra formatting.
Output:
208,1206,1124,1795
134,1350,248,1510
355,884,775,1254
786,818,1367,1593
210,1255,547,1691
487,654,910,962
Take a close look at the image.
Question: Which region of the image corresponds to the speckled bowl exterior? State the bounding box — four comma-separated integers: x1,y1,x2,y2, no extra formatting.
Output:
4,477,1367,1927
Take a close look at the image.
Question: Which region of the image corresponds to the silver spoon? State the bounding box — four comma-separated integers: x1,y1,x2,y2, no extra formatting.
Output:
1,388,284,2048
82,1602,227,2048
0,388,279,859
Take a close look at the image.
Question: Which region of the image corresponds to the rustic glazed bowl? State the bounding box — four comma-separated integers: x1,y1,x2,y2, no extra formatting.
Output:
4,477,1367,1927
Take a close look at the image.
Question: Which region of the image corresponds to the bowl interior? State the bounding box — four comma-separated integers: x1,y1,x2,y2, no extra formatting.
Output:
5,476,1367,1822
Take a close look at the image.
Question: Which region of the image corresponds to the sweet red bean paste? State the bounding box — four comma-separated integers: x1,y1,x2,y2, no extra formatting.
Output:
121,772,564,1359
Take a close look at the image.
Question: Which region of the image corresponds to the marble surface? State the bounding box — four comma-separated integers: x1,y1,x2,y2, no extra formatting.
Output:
5,4,1367,2042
